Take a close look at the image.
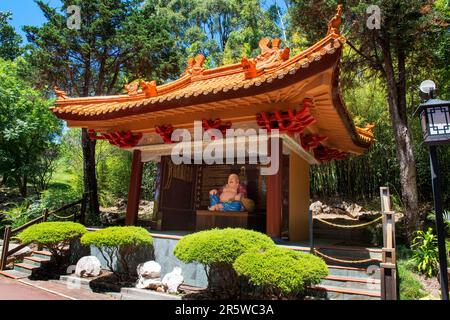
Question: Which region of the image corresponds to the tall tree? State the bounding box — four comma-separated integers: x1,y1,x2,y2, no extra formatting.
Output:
23,0,182,222
0,58,61,197
0,11,22,60
286,0,448,242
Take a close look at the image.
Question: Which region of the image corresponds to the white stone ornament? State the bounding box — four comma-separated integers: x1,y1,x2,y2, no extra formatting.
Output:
137,261,161,278
75,256,102,277
162,267,184,294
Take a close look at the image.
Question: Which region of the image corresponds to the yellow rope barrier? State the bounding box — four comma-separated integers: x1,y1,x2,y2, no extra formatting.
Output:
52,213,75,219
314,215,383,229
313,249,379,264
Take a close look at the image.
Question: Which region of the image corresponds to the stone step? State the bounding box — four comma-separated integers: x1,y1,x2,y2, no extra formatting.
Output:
312,284,381,300
23,256,51,267
321,275,380,291
31,250,53,260
327,265,381,279
0,269,30,279
57,275,93,290
13,262,38,275
120,287,181,300
315,252,381,269
315,246,382,260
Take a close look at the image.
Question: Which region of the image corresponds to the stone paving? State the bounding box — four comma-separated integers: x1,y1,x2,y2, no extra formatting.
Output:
0,276,117,300
0,276,67,300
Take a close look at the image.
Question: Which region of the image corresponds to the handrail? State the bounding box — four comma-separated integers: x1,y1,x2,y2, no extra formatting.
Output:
0,194,87,270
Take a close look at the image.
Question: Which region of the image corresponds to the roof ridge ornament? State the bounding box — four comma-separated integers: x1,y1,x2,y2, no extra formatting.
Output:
356,123,375,141
54,86,68,100
242,38,290,79
124,79,158,97
327,4,344,36
182,54,206,78
140,80,157,98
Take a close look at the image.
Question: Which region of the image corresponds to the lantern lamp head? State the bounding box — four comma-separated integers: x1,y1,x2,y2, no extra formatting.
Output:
415,81,450,145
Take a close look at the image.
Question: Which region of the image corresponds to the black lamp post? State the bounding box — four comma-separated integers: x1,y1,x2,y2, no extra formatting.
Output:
415,81,450,300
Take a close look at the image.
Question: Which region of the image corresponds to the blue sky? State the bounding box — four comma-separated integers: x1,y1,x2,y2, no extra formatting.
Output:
0,0,62,41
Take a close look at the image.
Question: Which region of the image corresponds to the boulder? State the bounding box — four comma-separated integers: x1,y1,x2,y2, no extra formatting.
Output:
345,203,362,218
137,261,161,279
75,256,102,278
162,267,184,294
309,201,323,215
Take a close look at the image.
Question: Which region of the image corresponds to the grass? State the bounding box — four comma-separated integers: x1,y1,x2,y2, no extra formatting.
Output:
397,245,428,300
49,168,78,191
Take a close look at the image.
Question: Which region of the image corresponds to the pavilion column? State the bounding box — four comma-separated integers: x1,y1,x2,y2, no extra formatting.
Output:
288,152,310,241
126,150,144,226
266,139,283,238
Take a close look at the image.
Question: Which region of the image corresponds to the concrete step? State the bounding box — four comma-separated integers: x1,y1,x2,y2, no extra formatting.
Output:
13,262,38,275
23,256,51,267
0,269,30,279
120,287,181,300
312,284,381,300
327,265,381,279
321,275,380,291
57,275,93,290
31,250,53,260
315,245,382,260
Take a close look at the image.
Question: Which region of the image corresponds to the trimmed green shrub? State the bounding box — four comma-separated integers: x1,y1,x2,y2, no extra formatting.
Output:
17,221,87,266
81,226,153,281
174,228,275,292
233,247,329,297
174,228,275,264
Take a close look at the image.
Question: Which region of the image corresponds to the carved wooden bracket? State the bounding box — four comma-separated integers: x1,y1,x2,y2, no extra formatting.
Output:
242,38,290,79
256,99,315,134
88,129,142,148
301,134,328,151
313,145,348,162
202,119,232,139
155,124,174,144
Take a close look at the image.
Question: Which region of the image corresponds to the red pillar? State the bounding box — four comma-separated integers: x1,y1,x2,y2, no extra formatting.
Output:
126,150,143,226
266,139,282,238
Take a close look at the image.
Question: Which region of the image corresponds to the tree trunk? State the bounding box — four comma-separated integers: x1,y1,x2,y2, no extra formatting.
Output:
382,43,420,244
81,128,100,223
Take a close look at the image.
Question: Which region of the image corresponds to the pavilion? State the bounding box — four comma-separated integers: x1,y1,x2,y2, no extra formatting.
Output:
51,7,374,242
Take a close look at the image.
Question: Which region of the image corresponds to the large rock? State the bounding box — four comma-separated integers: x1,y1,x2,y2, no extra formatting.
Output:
137,261,161,279
75,256,102,278
162,267,184,294
309,201,323,215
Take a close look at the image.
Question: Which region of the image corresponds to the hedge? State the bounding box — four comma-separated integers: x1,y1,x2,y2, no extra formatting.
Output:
233,247,329,296
80,226,153,280
17,221,87,245
173,228,275,265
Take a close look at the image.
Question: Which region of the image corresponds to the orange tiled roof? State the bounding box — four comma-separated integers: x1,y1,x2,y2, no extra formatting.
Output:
52,33,346,119
51,5,375,149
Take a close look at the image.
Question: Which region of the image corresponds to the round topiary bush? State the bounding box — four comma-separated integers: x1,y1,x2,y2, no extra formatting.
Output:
81,226,153,281
17,221,87,267
174,228,275,293
233,247,329,298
